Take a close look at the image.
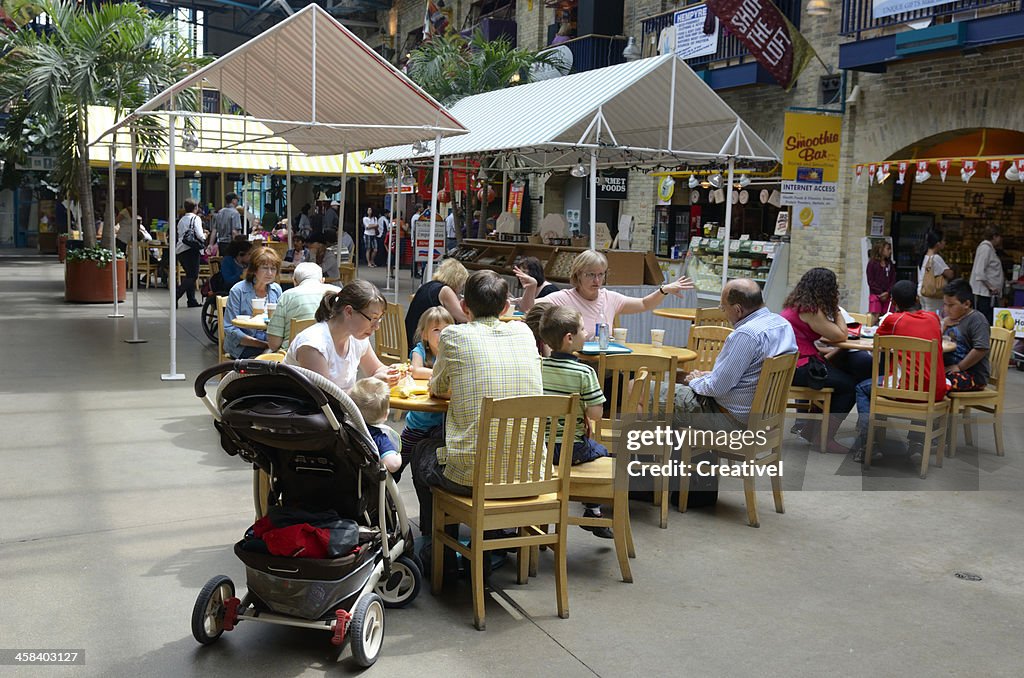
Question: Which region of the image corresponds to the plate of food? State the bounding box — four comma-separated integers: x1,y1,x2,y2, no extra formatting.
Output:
860,326,877,339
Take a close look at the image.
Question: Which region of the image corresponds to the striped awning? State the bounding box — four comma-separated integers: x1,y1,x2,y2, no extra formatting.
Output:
87,106,375,176
364,54,777,170
97,4,465,156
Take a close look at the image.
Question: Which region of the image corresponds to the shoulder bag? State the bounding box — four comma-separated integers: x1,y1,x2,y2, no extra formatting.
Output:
182,215,204,251
920,255,945,299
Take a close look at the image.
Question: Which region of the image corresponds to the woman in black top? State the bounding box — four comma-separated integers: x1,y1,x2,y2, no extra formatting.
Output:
404,258,469,348
520,256,559,298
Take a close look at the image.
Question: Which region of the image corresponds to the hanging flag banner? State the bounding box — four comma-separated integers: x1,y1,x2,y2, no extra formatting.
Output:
1017,159,1024,174
674,5,720,59
989,160,1003,183
938,159,950,182
855,165,863,185
880,163,891,183
780,112,841,207
868,164,877,184
962,159,977,183
897,161,908,185
915,161,931,183
704,0,818,90
507,183,525,216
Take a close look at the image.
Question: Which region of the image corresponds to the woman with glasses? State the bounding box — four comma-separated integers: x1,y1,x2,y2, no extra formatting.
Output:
284,279,399,392
223,247,284,359
518,250,694,339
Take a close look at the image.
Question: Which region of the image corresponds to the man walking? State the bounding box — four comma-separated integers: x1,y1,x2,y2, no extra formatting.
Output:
213,193,241,247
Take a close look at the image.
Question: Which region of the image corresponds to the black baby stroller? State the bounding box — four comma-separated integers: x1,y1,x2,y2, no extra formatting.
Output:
192,360,421,667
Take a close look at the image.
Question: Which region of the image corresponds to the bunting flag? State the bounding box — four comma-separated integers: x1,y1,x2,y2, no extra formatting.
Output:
938,159,950,182
868,163,876,185
704,0,818,90
880,162,891,183
855,165,863,185
915,161,931,183
962,159,976,183
423,0,450,40
989,160,1003,183
897,161,908,185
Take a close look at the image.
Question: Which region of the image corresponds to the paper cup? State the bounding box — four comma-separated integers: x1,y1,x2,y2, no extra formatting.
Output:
266,302,277,319
650,328,666,348
251,298,266,315
612,327,628,343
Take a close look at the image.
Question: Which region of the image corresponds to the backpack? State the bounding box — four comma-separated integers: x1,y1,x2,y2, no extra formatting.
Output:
920,255,945,299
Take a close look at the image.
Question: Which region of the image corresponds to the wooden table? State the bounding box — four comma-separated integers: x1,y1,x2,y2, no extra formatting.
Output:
828,337,957,352
232,314,269,330
389,379,448,413
652,307,698,321
499,313,525,322
578,343,697,365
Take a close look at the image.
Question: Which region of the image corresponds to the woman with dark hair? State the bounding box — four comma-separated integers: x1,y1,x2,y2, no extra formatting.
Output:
781,268,867,454
520,256,559,299
866,241,896,316
918,229,954,314
283,279,398,392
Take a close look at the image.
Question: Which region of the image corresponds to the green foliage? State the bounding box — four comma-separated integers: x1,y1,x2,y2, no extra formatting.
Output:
407,30,565,107
66,244,124,265
0,0,208,246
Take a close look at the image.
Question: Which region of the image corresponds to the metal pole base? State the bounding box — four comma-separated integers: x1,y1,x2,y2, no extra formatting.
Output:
107,313,125,318
161,373,186,381
124,339,148,344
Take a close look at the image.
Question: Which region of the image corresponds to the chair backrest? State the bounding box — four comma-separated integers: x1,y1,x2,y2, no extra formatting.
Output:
848,312,872,326
601,353,678,421
987,326,1014,394
339,264,356,286
266,241,288,259
870,336,941,405
289,317,316,344
216,295,229,360
472,394,578,502
686,325,733,372
694,307,731,328
747,353,798,442
375,302,408,365
208,257,222,276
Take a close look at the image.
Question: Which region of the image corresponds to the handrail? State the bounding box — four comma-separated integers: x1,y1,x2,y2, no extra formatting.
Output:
840,0,1024,39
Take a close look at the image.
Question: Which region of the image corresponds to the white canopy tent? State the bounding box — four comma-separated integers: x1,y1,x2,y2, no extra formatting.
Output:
93,4,465,380
365,53,779,286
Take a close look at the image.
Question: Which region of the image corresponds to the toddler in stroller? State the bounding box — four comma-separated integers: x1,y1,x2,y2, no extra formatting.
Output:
191,360,421,667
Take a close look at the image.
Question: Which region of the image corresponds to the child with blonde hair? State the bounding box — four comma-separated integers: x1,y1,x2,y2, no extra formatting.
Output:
401,307,454,453
348,378,402,475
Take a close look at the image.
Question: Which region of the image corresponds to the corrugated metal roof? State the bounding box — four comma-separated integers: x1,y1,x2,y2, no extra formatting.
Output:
364,54,777,167
119,5,465,156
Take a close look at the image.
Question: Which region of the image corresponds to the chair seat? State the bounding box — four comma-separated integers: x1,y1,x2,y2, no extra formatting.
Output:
789,386,834,395
438,491,560,513
874,397,950,413
948,388,998,401
563,456,614,482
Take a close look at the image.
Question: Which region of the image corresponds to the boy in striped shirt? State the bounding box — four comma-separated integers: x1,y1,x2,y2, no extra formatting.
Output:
539,306,612,539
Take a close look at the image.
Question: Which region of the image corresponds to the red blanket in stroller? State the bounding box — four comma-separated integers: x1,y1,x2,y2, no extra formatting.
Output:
249,508,361,558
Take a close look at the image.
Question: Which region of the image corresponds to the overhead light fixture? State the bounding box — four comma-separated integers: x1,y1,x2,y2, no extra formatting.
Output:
700,177,711,189
411,140,429,154
193,170,201,179
513,174,526,187
688,175,699,189
268,164,280,173
662,175,675,189
621,36,641,62
570,160,588,178
738,174,751,188
709,173,723,189
805,0,831,15
477,166,489,181
181,131,199,152
846,84,862,106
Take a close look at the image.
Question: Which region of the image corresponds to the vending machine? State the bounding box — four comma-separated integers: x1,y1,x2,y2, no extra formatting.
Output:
653,205,691,258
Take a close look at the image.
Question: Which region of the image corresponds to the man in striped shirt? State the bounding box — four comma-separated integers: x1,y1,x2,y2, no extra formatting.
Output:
672,278,797,423
412,270,544,540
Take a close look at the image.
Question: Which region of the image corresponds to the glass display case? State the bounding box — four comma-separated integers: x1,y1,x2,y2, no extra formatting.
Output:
682,237,790,310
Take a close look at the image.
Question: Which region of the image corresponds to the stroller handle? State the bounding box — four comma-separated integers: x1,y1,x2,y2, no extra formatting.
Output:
193,360,331,410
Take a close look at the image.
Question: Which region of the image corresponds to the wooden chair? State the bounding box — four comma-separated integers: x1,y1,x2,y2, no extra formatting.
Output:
208,256,222,277
375,302,408,365
136,241,158,288
679,353,797,527
339,263,356,286
432,394,577,631
847,312,872,326
266,241,288,260
864,336,950,478
596,353,678,529
786,386,834,454
686,325,733,372
693,307,731,328
289,317,316,346
563,369,649,583
215,295,231,362
946,326,1013,458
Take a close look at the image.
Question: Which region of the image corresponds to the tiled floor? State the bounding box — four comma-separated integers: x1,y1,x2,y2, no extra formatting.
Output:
2,250,1022,677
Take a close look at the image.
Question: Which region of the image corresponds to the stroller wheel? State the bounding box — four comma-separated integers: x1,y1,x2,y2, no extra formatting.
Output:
192,575,235,645
349,593,385,667
201,296,218,345
376,555,422,609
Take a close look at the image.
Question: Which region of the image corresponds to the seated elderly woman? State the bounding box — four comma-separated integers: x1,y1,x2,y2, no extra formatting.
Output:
223,246,283,359
284,279,399,393
518,250,694,338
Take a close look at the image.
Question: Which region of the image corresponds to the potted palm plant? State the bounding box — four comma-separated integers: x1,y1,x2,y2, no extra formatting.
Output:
0,0,205,302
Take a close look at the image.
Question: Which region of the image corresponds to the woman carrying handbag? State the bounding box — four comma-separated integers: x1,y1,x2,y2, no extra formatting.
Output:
175,198,206,308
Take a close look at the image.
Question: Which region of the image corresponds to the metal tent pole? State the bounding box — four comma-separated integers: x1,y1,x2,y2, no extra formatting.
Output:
426,132,443,281
589,150,598,250
339,149,350,268
126,129,146,344
286,156,292,249
162,114,184,380
108,141,123,318
722,157,736,287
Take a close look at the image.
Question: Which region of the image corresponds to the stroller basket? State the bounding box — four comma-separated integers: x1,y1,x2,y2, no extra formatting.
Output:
236,542,378,620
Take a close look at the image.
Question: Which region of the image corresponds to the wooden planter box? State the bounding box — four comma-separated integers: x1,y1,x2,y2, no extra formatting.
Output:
65,258,126,303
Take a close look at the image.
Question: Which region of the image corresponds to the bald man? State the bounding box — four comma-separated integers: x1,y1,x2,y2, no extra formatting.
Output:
671,278,797,423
